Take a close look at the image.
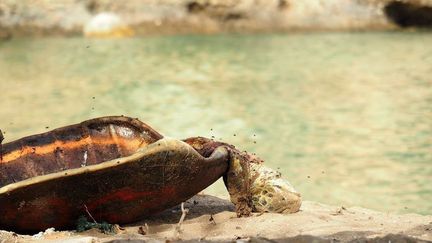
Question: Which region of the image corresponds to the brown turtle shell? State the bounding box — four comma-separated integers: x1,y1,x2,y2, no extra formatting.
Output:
0,116,229,232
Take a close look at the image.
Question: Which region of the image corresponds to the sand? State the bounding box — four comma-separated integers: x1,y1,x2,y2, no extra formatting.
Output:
1,195,431,243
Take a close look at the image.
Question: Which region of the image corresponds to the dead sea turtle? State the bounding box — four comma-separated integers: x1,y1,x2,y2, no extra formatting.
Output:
0,116,301,232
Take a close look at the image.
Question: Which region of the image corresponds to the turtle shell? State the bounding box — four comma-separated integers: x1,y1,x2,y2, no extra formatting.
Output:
0,116,229,232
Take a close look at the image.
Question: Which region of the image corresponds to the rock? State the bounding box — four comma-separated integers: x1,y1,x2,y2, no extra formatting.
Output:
0,0,394,36
1,1,432,36
384,1,432,27
0,0,90,36
83,12,134,38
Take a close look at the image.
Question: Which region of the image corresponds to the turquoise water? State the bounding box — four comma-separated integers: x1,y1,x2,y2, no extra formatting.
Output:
0,32,431,214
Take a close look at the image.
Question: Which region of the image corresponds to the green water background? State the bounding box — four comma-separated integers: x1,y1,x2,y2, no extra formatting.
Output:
0,32,431,214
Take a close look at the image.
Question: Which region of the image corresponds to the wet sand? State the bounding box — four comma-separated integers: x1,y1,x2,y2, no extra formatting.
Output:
1,195,431,242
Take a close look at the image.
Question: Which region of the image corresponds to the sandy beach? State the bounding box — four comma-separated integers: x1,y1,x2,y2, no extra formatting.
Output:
1,194,431,242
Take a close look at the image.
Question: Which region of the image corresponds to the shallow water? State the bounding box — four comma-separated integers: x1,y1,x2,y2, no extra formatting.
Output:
0,32,431,214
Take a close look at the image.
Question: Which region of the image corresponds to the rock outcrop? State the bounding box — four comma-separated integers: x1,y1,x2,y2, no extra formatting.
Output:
83,12,134,38
0,0,431,37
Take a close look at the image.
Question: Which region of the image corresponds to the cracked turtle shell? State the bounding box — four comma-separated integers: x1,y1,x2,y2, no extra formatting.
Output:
0,116,229,232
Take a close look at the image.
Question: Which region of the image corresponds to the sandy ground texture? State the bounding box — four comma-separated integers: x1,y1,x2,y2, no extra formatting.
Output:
0,195,431,243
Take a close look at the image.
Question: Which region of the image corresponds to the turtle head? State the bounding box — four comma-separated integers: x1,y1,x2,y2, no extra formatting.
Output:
224,150,301,216
249,162,301,213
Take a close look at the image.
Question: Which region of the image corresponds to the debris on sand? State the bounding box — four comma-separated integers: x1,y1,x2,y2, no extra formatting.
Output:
32,227,56,239
76,216,118,234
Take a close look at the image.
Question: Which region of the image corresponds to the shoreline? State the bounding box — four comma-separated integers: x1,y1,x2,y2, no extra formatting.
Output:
1,195,431,242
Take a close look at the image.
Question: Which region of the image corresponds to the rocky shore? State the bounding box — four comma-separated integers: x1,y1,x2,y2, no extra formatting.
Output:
0,195,431,242
1,0,432,38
